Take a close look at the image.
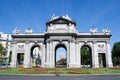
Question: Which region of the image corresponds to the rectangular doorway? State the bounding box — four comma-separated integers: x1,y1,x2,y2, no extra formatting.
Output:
98,53,106,67
17,53,24,67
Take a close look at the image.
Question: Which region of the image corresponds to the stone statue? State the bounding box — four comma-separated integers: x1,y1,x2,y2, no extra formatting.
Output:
13,27,20,34
90,26,98,33
25,27,33,34
103,27,110,34
51,14,58,20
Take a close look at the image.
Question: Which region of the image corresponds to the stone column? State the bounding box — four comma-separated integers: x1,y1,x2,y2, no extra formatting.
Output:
49,40,54,67
69,40,76,68
10,42,17,67
52,41,55,67
24,41,31,68
46,41,50,67
41,43,45,67
92,41,99,68
75,41,81,67
106,41,113,67
67,41,70,68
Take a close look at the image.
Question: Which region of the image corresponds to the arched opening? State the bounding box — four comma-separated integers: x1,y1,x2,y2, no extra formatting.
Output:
81,45,92,67
55,44,67,67
31,45,41,67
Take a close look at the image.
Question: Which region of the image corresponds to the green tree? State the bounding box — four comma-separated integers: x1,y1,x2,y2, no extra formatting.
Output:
112,42,120,66
57,58,67,65
0,44,6,62
81,46,91,67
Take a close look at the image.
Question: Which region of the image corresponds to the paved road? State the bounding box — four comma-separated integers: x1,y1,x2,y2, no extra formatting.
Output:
0,74,120,80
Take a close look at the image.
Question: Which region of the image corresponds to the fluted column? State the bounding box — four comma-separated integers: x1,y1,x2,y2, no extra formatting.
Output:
46,42,50,64
24,41,31,68
69,39,76,68
52,41,55,67
41,44,45,67
49,40,54,67
10,42,17,67
75,41,81,67
92,41,99,68
67,41,70,68
106,41,113,67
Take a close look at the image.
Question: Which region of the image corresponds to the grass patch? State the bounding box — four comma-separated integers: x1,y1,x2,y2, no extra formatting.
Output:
47,68,68,74
0,68,24,74
67,68,90,74
0,67,120,74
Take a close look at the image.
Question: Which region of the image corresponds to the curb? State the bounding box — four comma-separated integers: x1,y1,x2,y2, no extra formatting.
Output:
0,73,120,76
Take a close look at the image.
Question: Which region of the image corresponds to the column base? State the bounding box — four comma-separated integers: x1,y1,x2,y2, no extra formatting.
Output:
10,63,16,68
68,63,81,68
44,63,54,68
24,63,32,68
107,63,113,68
92,64,99,68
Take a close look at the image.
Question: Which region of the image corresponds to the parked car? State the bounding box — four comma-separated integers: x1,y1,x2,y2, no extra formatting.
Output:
0,61,10,67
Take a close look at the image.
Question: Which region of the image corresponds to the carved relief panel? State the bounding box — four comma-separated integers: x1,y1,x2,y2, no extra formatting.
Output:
17,43,25,50
97,42,106,53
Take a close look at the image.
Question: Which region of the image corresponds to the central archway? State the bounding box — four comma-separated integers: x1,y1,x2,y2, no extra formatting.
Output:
55,44,67,67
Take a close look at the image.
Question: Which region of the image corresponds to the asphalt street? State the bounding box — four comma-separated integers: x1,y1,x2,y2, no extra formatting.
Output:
0,74,120,80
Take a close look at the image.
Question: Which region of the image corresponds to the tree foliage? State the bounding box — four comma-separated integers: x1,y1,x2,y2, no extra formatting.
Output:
112,42,120,66
0,44,6,62
81,46,91,66
57,58,67,65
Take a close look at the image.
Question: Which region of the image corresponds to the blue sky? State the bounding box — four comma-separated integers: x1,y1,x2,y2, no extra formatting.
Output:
56,48,66,61
0,0,120,48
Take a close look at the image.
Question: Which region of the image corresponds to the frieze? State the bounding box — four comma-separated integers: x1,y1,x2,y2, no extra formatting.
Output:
26,41,30,44
75,41,79,44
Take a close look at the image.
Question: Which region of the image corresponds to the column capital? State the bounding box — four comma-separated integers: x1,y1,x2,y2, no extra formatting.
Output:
59,39,62,43
75,41,79,44
49,39,53,42
84,40,87,44
46,39,50,43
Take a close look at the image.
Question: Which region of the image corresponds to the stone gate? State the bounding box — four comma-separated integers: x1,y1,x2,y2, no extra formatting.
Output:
10,15,113,68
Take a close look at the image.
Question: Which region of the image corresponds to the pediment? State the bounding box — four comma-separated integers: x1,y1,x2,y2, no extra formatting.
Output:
46,16,76,26
52,18,69,24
